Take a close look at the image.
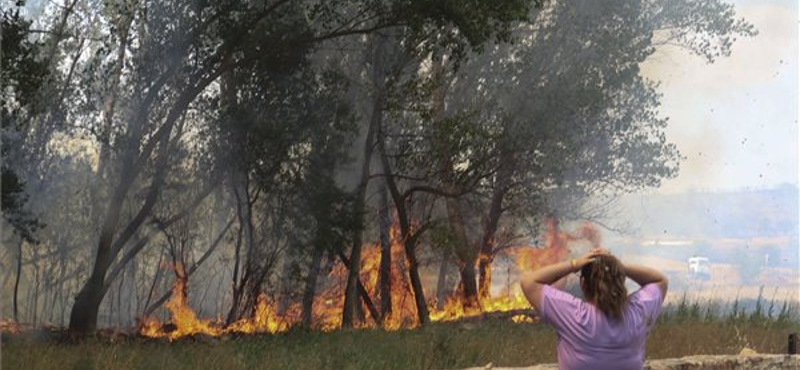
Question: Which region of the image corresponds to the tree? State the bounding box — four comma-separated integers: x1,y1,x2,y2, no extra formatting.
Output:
1,6,47,243
339,0,552,325
57,0,549,334
331,0,545,328
433,0,755,303
2,0,757,333
372,0,754,309
1,4,51,324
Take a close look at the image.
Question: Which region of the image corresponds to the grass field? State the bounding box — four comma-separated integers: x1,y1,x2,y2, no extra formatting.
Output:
3,299,798,370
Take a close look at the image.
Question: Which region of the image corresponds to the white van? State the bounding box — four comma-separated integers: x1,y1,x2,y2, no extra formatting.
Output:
688,256,711,280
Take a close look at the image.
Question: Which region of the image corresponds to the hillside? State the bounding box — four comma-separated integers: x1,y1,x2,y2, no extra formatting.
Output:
614,184,798,239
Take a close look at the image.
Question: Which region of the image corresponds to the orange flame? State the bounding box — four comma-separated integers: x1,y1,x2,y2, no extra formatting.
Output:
139,220,600,339
0,319,20,334
311,223,420,330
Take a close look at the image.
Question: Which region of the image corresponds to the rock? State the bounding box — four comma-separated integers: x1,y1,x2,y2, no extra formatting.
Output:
739,347,758,355
456,354,800,370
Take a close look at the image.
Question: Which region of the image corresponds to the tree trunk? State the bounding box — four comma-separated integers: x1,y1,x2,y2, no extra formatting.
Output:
42,275,50,324
378,133,430,325
58,265,66,326
378,183,392,321
53,256,67,324
70,155,170,331
477,255,492,301
69,178,132,333
342,85,380,328
334,248,381,325
477,149,514,300
404,241,429,324
13,238,22,322
128,258,137,326
345,33,398,327
239,179,257,316
428,52,480,310
227,186,244,323
116,267,125,326
435,248,451,309
69,144,166,332
32,265,40,326
301,243,324,327
276,240,298,316
476,189,504,301
226,173,253,324
447,198,480,310
69,4,136,332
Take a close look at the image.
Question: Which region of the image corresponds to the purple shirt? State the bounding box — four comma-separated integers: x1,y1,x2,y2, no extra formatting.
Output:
539,283,663,370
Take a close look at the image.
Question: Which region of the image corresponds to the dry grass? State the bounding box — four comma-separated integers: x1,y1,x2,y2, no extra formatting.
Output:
3,298,798,370
647,321,796,359
3,321,797,370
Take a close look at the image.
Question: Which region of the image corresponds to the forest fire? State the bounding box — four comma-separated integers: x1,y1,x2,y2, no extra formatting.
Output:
136,220,590,340
0,2,787,370
138,266,295,340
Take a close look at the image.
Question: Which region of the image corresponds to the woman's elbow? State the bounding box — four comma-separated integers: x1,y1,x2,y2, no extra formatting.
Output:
657,272,669,289
657,276,669,300
520,272,544,308
520,271,537,291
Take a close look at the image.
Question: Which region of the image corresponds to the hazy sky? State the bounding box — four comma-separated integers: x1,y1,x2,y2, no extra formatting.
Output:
640,0,799,194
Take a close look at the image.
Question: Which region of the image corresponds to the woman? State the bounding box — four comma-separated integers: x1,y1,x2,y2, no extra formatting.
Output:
520,248,668,370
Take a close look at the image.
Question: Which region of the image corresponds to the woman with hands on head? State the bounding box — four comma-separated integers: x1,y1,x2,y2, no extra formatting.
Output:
520,248,668,370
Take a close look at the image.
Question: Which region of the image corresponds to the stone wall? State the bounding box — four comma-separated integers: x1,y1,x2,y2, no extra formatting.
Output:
645,354,799,369
462,354,800,370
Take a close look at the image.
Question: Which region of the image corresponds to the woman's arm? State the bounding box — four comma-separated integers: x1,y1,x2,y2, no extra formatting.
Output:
624,263,669,301
520,249,604,311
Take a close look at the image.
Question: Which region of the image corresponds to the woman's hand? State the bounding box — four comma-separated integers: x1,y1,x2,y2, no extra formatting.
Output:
622,261,669,300
522,247,614,311
574,247,611,271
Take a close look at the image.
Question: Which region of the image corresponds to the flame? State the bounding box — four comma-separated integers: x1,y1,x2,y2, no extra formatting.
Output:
0,319,20,334
139,263,224,340
427,218,581,322
139,219,598,339
311,223,420,330
226,294,294,334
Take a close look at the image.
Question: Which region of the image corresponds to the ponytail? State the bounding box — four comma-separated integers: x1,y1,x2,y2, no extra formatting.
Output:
580,255,627,321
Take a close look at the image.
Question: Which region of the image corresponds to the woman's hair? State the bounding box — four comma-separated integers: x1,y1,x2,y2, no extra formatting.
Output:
580,254,627,321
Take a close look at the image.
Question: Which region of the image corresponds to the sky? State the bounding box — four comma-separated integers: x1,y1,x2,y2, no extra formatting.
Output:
640,0,799,194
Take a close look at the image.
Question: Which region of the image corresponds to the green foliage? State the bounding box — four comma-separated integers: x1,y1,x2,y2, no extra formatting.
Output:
0,167,42,242
1,6,47,242
650,0,757,63
0,7,50,110
398,0,541,65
